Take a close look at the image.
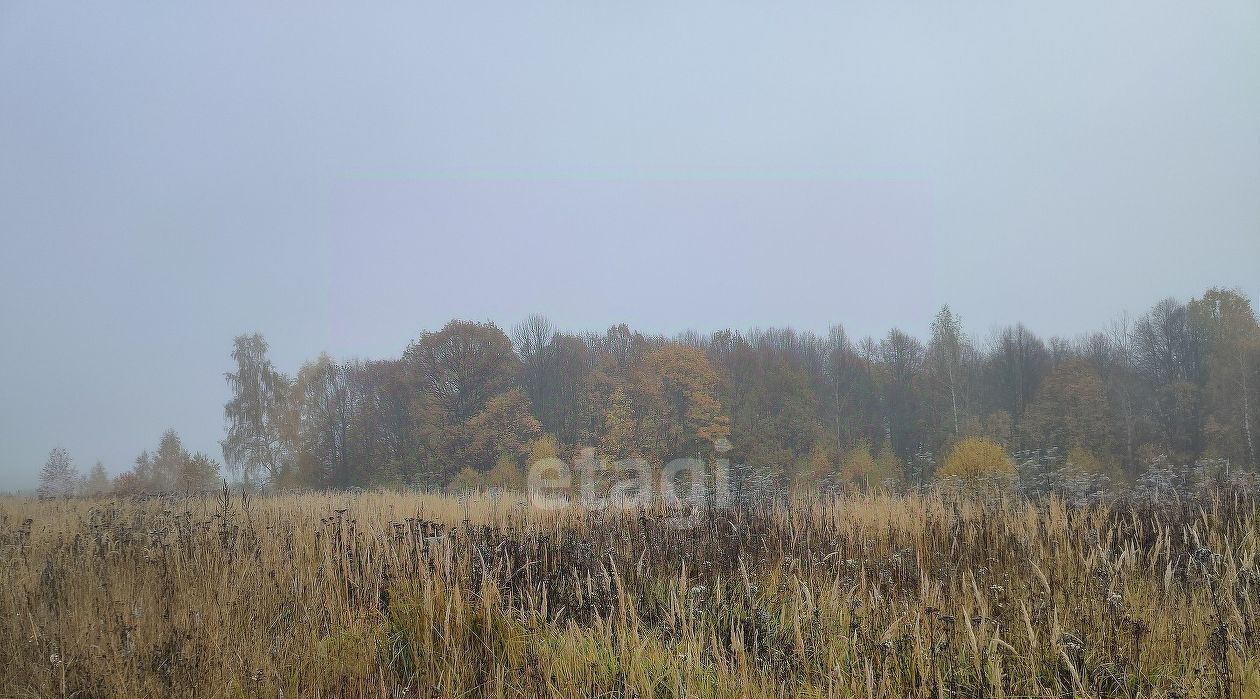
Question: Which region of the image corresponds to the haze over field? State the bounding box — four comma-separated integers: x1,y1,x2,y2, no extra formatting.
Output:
1,2,1258,489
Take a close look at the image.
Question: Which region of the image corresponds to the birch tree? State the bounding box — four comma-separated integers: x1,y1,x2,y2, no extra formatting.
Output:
222,333,292,487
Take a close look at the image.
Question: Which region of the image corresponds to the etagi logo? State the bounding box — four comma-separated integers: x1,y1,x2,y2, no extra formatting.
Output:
526,439,735,528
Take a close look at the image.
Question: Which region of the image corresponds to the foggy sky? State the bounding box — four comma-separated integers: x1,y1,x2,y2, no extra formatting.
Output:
1,2,1257,489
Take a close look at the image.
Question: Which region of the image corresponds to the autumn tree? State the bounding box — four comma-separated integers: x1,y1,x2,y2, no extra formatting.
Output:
1191,288,1259,467
222,333,292,487
293,354,352,487
1131,299,1209,461
462,388,542,471
636,343,730,459
38,447,78,499
513,314,557,422
177,452,222,493
598,385,640,459
130,451,154,491
1022,359,1113,456
485,454,524,490
838,443,876,489
796,440,838,491
401,321,520,482
593,324,649,374
982,324,1049,442
822,326,881,453
404,320,518,422
873,439,902,487
1090,319,1142,472
1065,444,1111,475
152,429,187,491
926,306,971,450
714,331,823,476
123,430,221,493
448,466,483,493
878,329,924,467
343,359,413,486
528,433,561,462
112,471,144,495
184,289,1260,493
85,460,111,495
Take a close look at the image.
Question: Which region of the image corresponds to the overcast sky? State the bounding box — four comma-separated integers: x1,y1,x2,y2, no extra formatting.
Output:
1,2,1257,489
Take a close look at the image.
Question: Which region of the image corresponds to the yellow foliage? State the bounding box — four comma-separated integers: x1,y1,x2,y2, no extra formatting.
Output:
448,466,484,493
793,442,837,492
837,442,901,490
528,433,560,463
640,344,730,447
840,445,876,486
936,437,1014,480
1,489,1248,696
1065,444,1126,483
486,455,524,490
1065,445,1105,474
872,440,902,489
317,620,382,680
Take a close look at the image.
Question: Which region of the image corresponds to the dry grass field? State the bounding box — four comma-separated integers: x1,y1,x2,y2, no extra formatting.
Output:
2,488,1258,698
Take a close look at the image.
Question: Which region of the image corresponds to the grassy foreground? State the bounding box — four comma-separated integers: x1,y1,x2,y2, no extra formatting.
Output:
1,489,1258,698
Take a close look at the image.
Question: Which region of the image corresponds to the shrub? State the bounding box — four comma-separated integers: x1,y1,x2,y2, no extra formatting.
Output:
936,437,1015,480
447,466,484,493
485,455,523,490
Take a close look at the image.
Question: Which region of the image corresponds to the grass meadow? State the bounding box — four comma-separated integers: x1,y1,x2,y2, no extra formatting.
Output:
1,487,1258,697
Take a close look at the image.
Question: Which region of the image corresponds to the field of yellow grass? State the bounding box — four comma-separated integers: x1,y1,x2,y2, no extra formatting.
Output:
1,488,1258,697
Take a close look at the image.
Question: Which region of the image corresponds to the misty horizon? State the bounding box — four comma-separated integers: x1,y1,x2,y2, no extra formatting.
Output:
5,288,1257,491
3,2,1258,490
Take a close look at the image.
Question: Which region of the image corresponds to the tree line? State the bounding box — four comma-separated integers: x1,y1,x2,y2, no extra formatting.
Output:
38,286,1259,497
36,430,221,498
212,286,1259,492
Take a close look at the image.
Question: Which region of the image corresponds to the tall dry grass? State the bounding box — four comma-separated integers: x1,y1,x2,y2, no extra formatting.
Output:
1,487,1257,697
